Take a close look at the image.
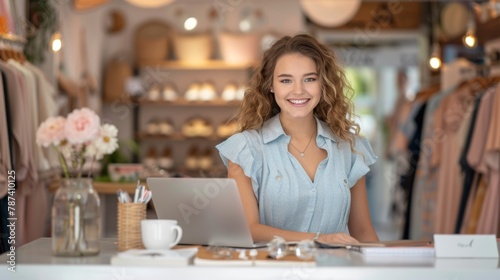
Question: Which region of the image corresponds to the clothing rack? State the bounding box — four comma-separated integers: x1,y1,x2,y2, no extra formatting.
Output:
0,33,26,45
0,33,27,63
0,32,26,254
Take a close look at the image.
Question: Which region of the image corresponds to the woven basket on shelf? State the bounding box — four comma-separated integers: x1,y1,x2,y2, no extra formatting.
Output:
173,33,213,64
219,32,261,65
117,202,146,251
134,20,171,65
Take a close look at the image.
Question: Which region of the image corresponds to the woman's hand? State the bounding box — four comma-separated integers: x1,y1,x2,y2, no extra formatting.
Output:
318,233,359,244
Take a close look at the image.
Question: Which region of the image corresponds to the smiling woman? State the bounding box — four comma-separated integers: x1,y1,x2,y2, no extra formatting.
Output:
216,34,379,245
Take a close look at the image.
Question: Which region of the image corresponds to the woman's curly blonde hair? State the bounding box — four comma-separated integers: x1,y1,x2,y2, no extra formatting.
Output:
236,34,360,149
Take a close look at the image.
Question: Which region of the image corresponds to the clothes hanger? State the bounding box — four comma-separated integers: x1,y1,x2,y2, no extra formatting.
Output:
415,83,440,101
459,76,488,92
4,42,15,60
0,45,7,62
19,51,26,63
13,47,23,63
0,51,6,61
485,75,500,86
11,49,18,62
464,74,500,92
0,40,8,61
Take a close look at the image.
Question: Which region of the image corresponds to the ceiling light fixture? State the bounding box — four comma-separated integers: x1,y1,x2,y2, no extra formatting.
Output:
51,32,62,53
124,0,175,9
462,10,477,48
429,2,441,70
184,17,198,31
429,43,442,70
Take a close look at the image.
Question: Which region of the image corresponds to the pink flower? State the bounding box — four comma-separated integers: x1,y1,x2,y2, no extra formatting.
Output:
36,116,66,147
64,108,101,145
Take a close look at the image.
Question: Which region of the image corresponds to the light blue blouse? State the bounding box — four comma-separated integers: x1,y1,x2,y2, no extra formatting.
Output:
215,114,377,234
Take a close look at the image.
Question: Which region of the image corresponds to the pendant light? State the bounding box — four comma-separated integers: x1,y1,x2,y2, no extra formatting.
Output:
429,43,442,70
124,0,175,9
462,4,477,48
51,32,62,53
429,2,441,71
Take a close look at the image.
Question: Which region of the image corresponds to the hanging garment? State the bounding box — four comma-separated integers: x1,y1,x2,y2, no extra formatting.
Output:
455,90,485,233
0,62,35,246
1,60,56,246
460,86,497,234
0,71,12,253
410,85,456,240
0,62,33,184
459,173,479,233
0,72,11,197
400,102,427,239
465,175,487,234
476,85,500,234
475,172,499,234
433,84,476,234
7,60,50,173
467,87,496,175
24,61,60,170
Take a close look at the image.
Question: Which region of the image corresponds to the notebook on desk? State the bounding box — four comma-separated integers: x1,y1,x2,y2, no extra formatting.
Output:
316,240,434,256
315,239,433,249
147,177,267,248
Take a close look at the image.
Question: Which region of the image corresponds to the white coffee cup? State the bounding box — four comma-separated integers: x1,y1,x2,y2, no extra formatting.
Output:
141,219,183,250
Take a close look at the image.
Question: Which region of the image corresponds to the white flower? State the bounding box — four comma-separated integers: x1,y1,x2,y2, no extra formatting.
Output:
85,142,103,161
57,139,74,159
95,124,119,155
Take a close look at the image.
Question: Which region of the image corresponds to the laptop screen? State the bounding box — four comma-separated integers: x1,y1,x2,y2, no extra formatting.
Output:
147,177,258,248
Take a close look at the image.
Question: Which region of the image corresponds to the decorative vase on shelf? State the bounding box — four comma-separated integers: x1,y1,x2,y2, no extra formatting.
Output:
51,178,101,257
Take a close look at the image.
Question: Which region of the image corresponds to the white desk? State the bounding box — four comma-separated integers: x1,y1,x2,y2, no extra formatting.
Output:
1,238,500,280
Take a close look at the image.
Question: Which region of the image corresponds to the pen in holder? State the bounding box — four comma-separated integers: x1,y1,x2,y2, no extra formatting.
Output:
117,202,146,251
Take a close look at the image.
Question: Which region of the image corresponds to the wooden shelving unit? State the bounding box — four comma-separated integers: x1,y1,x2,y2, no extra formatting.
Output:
138,99,241,107
134,58,250,177
477,17,500,44
0,33,27,44
443,17,500,45
136,132,226,141
138,60,256,70
48,181,139,195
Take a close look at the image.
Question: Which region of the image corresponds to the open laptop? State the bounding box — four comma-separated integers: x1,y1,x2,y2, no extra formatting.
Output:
147,177,267,248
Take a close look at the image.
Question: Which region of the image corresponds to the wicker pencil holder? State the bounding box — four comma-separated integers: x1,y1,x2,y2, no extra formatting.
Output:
117,203,146,251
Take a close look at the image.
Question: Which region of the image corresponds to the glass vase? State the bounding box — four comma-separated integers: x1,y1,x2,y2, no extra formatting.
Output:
51,178,101,256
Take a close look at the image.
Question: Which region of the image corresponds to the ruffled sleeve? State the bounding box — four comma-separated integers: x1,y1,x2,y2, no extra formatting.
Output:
215,132,262,180
347,136,377,188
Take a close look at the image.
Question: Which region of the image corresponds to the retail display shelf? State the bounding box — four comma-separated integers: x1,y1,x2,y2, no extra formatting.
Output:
136,132,227,141
48,181,139,194
138,99,241,107
477,16,500,43
0,33,26,44
175,166,228,177
138,60,256,70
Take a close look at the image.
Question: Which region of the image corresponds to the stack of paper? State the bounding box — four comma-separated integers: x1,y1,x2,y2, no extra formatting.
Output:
111,247,199,266
316,240,435,256
353,246,435,256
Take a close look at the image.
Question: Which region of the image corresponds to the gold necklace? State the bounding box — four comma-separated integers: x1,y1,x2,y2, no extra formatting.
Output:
289,132,315,157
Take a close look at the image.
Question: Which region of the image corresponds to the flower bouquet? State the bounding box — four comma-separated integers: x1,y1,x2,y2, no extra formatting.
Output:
37,107,119,178
36,107,119,256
